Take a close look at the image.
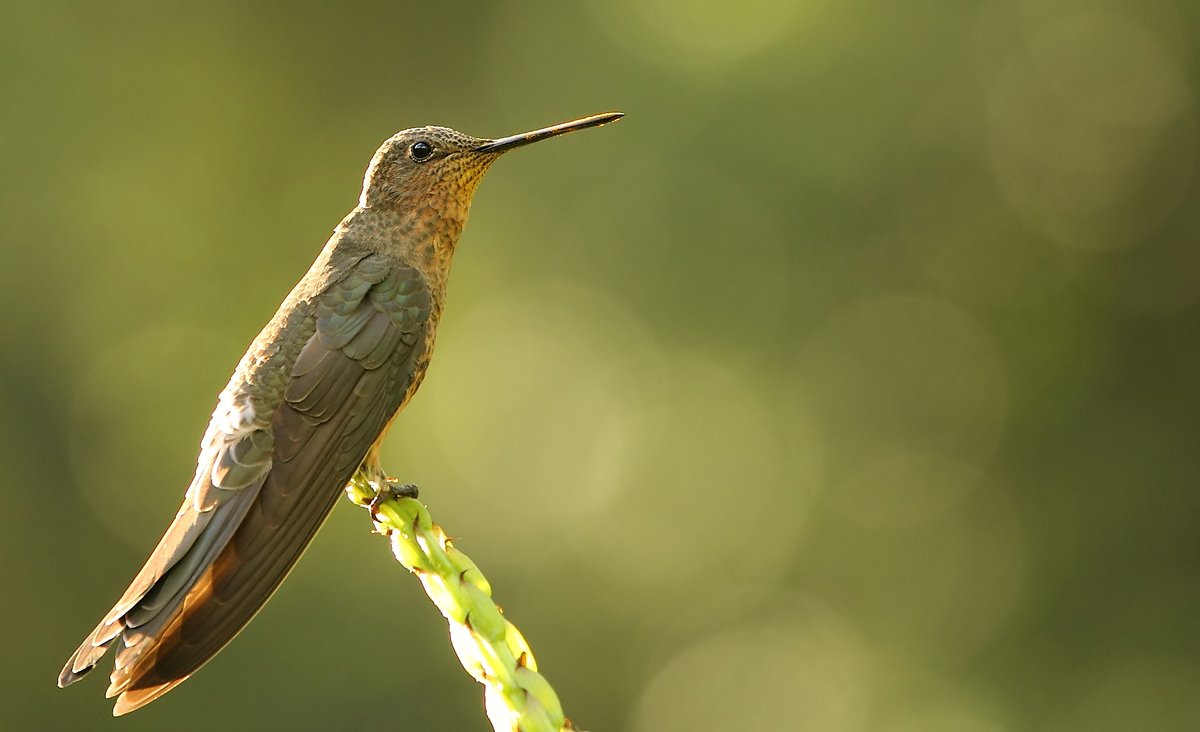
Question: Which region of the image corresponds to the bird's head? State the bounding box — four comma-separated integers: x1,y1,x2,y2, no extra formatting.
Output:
357,112,623,238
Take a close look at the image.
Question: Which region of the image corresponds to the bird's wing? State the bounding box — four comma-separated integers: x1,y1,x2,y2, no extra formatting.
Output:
60,256,432,715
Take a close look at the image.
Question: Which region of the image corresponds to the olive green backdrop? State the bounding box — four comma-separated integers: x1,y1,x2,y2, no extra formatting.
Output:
3,1,1199,730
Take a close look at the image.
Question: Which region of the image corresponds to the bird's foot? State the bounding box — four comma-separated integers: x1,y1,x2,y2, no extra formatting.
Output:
366,478,419,519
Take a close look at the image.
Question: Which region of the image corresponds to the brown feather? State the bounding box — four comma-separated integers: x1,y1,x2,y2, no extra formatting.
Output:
103,274,429,714
60,260,432,715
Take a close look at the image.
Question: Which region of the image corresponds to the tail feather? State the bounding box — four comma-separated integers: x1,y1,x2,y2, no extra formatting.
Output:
57,483,259,689
100,396,363,713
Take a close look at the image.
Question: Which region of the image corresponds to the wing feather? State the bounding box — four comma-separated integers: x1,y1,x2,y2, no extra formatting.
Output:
59,258,433,717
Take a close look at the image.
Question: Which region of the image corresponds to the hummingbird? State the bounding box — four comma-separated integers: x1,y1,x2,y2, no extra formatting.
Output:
58,111,623,715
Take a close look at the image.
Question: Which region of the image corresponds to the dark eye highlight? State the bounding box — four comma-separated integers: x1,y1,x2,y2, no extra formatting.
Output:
408,141,434,162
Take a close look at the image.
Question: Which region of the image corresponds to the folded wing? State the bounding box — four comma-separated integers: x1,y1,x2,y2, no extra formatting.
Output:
60,257,432,715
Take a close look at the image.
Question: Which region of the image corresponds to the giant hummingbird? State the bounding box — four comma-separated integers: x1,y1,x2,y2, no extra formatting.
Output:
58,111,624,715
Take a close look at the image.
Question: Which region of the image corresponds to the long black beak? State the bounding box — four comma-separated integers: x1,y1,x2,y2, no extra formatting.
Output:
474,112,624,153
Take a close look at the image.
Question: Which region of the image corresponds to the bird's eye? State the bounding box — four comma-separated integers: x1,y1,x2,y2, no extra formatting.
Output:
408,141,434,162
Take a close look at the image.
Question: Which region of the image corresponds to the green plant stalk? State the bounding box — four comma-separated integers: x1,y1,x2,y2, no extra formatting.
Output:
345,473,578,732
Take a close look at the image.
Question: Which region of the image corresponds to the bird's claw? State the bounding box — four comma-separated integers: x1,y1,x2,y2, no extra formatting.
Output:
366,479,419,520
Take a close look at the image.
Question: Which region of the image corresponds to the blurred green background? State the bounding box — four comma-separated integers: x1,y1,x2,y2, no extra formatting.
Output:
4,0,1200,729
